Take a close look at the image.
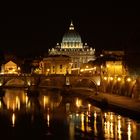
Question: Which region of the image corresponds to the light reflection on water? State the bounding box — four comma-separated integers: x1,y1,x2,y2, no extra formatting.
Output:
0,88,140,140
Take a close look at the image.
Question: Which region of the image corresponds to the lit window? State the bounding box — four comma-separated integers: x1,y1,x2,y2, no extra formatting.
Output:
53,66,55,72
60,65,62,72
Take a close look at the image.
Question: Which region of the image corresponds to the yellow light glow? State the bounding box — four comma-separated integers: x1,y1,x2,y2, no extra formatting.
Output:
27,81,31,86
110,77,113,81
0,82,2,86
12,113,16,127
107,64,110,68
71,68,80,71
76,113,79,117
110,122,114,138
104,121,110,138
104,77,107,80
43,96,49,109
94,111,97,119
47,114,50,127
110,113,113,120
127,78,131,82
117,117,122,140
25,95,28,106
81,113,85,131
127,121,132,140
97,81,100,86
94,113,97,136
16,96,20,110
12,103,15,111
88,104,91,112
117,77,121,81
27,101,31,109
104,113,107,118
17,67,20,70
76,98,82,108
118,115,121,120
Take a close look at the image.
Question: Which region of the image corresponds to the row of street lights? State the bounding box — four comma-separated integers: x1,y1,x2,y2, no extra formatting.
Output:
102,76,134,83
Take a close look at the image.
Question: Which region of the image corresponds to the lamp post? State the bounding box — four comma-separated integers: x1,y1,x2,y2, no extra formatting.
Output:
96,80,100,95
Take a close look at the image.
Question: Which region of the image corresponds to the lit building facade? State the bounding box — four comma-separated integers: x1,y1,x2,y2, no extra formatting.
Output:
105,61,126,76
101,50,127,76
39,55,72,75
1,61,20,74
48,21,96,69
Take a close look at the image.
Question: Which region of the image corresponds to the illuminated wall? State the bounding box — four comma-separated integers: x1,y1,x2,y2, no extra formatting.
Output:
106,61,126,76
40,55,72,75
1,61,20,74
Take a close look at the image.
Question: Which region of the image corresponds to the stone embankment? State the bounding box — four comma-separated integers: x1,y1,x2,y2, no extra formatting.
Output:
68,88,140,120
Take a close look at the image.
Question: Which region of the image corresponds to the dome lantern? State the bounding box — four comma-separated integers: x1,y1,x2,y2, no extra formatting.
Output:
61,21,82,46
69,21,74,30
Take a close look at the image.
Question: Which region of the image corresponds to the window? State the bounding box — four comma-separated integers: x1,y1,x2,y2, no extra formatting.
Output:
60,65,62,72
53,66,55,72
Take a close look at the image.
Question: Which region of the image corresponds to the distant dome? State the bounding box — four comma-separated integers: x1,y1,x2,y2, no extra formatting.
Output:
62,21,82,43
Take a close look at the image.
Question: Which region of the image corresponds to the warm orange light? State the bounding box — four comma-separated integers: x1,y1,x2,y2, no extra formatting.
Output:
0,82,2,86
76,98,82,108
88,104,91,111
117,77,121,81
47,114,50,127
127,78,131,82
110,77,113,81
104,77,107,80
12,113,16,127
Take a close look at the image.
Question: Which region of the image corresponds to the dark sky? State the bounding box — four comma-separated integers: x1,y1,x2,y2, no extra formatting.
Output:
0,7,140,58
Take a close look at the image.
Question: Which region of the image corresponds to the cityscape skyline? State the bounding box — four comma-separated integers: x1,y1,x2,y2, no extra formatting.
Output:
1,6,140,140
0,8,140,57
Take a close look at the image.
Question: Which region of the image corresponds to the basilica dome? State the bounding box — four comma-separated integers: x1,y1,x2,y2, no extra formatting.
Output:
62,22,82,43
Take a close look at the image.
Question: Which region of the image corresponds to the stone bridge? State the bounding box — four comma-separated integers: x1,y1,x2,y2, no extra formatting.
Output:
40,75,100,89
0,74,101,89
1,74,140,99
0,74,39,87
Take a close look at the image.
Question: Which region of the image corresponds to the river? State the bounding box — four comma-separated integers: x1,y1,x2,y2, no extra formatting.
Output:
0,88,140,140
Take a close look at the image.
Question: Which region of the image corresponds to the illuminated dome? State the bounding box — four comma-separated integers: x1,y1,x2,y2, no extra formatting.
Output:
62,21,82,43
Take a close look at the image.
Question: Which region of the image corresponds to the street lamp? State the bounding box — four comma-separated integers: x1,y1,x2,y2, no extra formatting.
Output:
96,80,100,95
127,77,131,82
47,68,50,75
104,77,107,81
110,77,113,81
117,77,121,82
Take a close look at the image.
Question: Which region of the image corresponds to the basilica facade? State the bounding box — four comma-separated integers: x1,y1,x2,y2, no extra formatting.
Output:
48,21,96,69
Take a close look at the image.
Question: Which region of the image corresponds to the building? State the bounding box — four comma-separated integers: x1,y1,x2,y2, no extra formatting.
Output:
48,21,96,69
38,55,72,75
1,60,20,74
105,61,126,76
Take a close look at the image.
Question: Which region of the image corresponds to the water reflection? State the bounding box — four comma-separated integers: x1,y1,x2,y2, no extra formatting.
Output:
0,88,139,139
12,113,15,127
3,89,26,111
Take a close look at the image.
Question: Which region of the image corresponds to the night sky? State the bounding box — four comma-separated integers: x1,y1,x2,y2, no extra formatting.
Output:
0,7,140,58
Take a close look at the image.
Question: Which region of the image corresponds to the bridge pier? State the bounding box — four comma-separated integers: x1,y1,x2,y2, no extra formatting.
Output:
65,76,70,86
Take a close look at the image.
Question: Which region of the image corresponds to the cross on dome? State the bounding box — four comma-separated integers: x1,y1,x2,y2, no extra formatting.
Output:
69,21,74,30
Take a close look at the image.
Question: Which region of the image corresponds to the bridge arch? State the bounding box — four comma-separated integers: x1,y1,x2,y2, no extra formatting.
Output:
75,78,98,89
4,78,26,87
